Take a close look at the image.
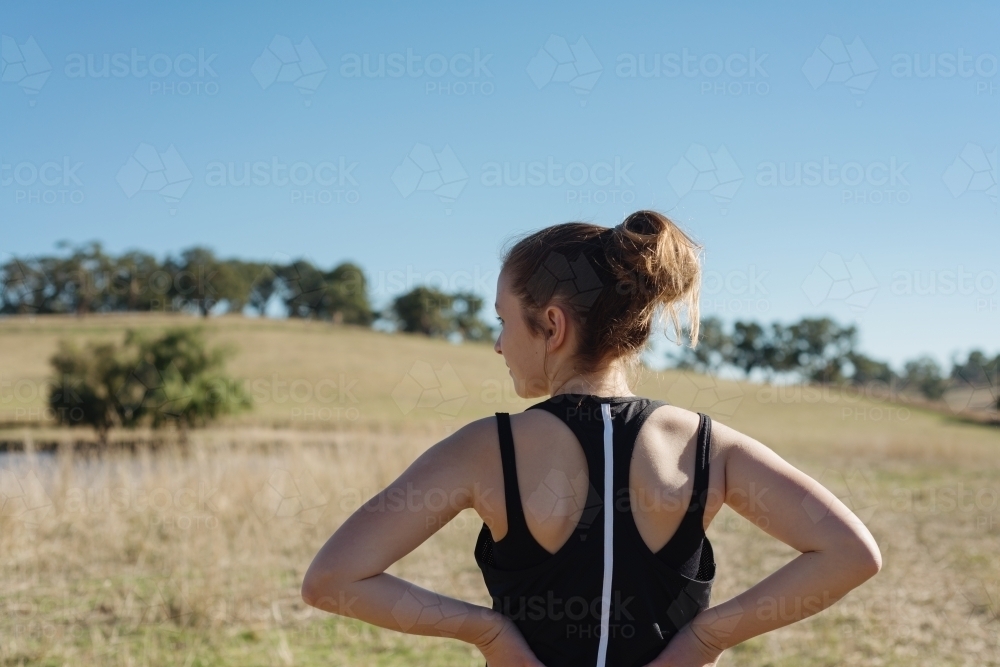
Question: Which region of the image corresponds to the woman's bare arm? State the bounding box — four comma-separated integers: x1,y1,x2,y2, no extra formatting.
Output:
687,419,883,654
300,416,506,649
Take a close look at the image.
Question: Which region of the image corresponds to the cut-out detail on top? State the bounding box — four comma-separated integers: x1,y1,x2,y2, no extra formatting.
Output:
474,396,717,666
478,399,714,579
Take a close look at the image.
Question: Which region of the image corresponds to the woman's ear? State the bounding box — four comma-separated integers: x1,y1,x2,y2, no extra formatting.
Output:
542,303,570,352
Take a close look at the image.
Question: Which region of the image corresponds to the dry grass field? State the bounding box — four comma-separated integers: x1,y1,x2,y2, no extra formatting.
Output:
1,313,998,666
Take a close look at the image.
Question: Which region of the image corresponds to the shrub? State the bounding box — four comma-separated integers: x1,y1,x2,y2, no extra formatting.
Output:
48,327,251,444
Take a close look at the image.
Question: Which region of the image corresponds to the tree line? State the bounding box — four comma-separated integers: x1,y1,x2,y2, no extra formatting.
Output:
0,242,494,341
669,315,999,406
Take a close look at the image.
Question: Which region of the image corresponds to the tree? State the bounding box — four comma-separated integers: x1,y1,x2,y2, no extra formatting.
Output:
48,241,113,315
108,250,165,312
667,316,730,373
778,317,858,383
391,286,455,337
730,320,784,379
325,262,374,325
950,350,999,387
48,327,251,445
902,356,948,400
950,349,1000,412
450,291,495,342
1,256,53,314
245,261,279,315
208,259,255,314
48,340,132,444
166,247,238,316
279,259,330,319
846,351,895,386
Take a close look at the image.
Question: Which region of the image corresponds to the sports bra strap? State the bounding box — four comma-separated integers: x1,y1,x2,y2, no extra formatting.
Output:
690,413,712,520
495,412,531,538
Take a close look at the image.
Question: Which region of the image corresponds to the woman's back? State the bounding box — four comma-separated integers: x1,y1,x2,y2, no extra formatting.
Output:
302,211,882,667
474,393,722,666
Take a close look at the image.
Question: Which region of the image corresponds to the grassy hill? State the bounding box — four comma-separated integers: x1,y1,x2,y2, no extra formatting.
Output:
1,313,998,666
0,312,995,455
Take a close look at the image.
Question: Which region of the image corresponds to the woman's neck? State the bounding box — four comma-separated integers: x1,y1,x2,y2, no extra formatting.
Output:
549,371,634,398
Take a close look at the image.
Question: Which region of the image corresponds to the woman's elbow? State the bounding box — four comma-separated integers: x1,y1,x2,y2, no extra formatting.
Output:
300,572,325,608
844,531,882,582
301,564,345,609
859,541,882,579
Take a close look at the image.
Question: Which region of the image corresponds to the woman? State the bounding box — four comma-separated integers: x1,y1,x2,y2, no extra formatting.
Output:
301,210,882,666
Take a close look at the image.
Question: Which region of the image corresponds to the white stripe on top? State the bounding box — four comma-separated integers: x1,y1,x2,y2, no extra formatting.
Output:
596,402,614,667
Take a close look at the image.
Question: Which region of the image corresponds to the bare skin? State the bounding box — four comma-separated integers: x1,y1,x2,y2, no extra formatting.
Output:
302,268,883,666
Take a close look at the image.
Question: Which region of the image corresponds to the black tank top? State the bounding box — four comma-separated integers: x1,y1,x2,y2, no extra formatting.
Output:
474,393,716,667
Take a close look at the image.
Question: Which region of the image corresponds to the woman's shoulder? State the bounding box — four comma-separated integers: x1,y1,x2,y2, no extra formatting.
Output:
642,402,743,468
645,401,702,435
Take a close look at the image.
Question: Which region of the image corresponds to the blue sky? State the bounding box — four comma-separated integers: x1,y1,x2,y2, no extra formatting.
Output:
2,0,998,371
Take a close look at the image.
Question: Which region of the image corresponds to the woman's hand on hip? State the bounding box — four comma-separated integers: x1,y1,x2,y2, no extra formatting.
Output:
475,616,546,667
641,620,725,667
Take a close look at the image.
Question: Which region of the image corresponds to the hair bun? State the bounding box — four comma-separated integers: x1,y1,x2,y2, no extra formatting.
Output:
606,210,703,346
